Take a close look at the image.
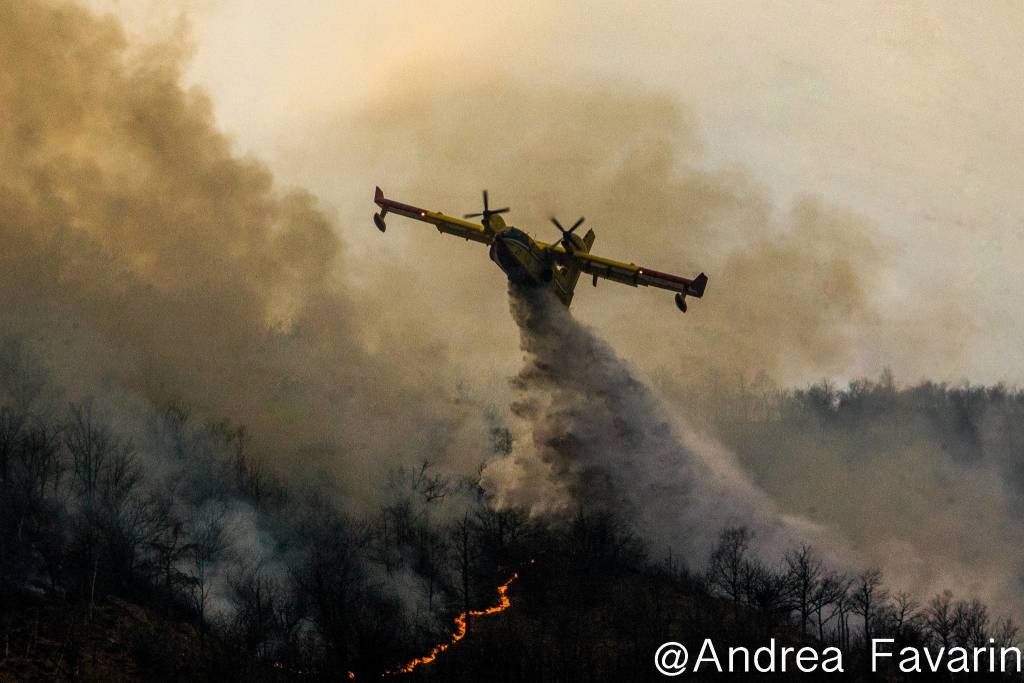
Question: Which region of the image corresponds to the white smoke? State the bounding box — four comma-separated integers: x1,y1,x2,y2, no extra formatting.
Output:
481,285,851,566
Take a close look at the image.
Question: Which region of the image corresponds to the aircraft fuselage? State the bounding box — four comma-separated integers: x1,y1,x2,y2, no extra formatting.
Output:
372,186,707,313
489,228,577,305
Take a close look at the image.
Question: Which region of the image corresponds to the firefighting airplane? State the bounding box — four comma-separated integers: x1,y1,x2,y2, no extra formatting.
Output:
373,188,708,312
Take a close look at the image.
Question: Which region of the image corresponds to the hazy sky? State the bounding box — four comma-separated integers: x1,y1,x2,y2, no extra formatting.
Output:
16,0,1021,613
102,0,1024,387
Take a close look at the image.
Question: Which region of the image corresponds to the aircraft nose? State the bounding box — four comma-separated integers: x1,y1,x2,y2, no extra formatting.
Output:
489,234,518,274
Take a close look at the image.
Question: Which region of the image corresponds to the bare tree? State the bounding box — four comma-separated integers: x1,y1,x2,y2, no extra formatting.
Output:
65,402,114,506
706,527,754,617
291,509,367,674
744,562,793,627
832,580,855,650
926,590,956,649
993,617,1020,648
785,544,823,634
149,519,198,614
891,590,921,639
953,598,989,647
811,572,848,642
474,504,531,562
229,560,282,659
188,504,228,629
852,568,889,646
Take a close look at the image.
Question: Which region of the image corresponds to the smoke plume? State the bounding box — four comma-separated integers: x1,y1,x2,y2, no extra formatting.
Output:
0,0,493,507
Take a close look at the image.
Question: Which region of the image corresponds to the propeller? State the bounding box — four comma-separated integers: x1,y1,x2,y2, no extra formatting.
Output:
464,190,510,223
550,216,585,252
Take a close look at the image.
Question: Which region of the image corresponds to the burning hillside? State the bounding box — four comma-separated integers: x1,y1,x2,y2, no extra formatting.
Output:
2,2,1024,681
383,571,520,676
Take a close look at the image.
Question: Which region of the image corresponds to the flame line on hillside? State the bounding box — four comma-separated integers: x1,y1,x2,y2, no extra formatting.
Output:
382,572,520,676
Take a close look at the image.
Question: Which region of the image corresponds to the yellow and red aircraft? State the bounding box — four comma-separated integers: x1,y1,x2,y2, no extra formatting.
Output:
373,188,708,312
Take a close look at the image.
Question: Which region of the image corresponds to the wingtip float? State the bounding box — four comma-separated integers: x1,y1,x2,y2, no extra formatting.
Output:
373,187,708,313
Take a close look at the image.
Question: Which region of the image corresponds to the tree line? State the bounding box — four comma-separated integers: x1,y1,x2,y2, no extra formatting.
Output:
0,388,528,678
4,353,1024,680
704,527,1020,675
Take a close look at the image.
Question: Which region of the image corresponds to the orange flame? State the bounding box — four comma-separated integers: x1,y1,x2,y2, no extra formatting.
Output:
383,572,520,676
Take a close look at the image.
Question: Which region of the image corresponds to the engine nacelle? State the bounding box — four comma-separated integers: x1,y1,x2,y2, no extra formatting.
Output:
675,292,688,313
373,212,387,232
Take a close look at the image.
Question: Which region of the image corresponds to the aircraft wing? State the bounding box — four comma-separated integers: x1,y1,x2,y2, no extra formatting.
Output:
373,187,493,245
554,248,708,299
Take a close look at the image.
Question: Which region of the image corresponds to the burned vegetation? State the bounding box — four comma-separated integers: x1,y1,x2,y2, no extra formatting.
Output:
2,341,1024,681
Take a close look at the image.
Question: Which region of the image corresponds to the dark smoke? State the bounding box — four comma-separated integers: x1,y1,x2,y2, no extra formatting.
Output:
0,0,489,650
0,0,492,506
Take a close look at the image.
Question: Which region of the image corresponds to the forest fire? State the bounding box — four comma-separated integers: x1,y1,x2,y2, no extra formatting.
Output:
383,572,520,676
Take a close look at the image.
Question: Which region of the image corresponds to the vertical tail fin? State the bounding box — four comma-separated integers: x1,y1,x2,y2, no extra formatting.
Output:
555,229,596,306
582,228,596,253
